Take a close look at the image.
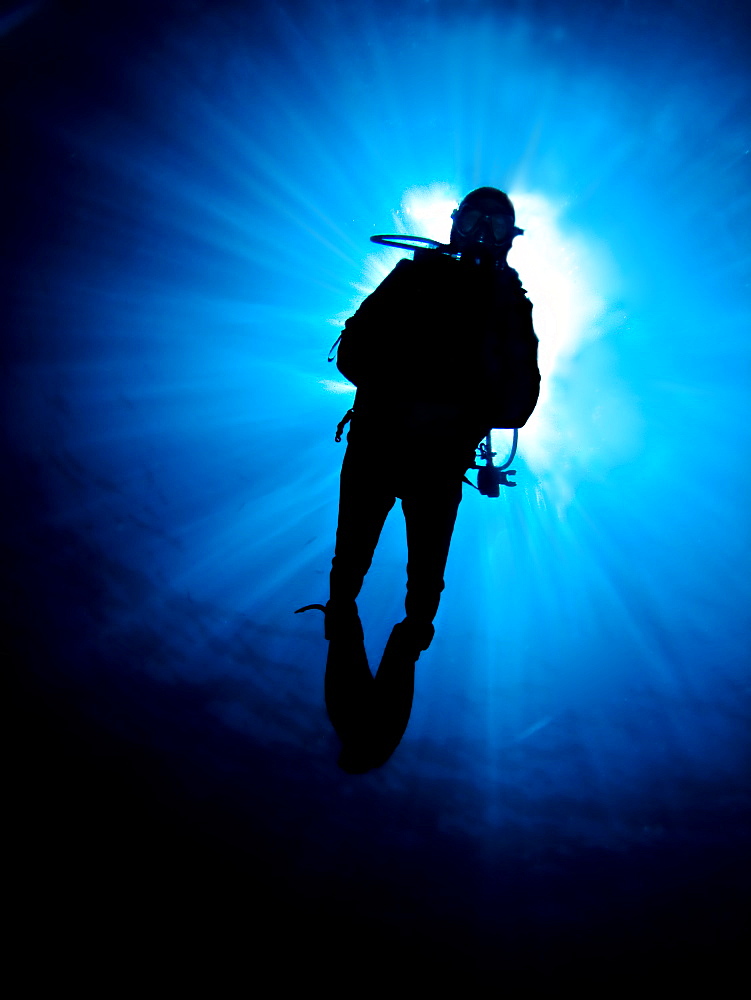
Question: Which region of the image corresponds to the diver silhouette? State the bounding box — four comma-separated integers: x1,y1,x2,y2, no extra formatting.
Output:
299,188,540,771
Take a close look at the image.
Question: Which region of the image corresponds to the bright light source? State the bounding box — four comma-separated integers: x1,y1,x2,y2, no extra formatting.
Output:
399,182,458,243
507,191,608,372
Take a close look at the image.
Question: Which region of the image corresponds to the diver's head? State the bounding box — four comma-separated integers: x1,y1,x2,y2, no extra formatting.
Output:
450,187,519,257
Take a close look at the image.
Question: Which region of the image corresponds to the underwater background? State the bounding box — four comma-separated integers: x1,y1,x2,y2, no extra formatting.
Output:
5,0,749,986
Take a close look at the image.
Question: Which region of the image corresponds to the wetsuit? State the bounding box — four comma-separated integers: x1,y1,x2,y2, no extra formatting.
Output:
330,249,540,631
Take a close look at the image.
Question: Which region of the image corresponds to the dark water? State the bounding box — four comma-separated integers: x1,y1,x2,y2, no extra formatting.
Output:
5,0,749,986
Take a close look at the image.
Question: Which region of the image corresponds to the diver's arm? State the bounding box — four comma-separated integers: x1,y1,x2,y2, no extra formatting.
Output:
336,259,416,387
483,274,541,429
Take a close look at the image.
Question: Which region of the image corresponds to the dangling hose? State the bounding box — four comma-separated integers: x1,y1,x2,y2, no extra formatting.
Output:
496,427,518,470
335,408,354,442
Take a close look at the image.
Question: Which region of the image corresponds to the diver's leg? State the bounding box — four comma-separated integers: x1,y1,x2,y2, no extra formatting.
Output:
329,444,396,608
401,480,463,646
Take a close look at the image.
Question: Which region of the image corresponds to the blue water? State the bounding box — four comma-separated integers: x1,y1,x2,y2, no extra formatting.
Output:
5,0,749,982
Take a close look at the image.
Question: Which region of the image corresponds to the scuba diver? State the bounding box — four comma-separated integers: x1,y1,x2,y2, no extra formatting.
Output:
298,187,540,771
